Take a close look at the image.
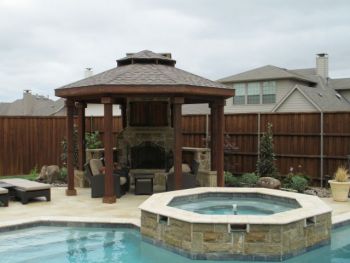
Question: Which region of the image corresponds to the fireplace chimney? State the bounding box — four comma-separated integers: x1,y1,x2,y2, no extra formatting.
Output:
84,67,93,78
316,53,328,79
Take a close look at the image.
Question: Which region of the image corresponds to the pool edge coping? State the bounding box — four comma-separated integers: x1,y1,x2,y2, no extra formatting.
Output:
0,216,140,232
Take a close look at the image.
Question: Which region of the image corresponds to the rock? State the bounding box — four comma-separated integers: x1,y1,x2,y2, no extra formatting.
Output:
37,165,59,184
257,177,281,189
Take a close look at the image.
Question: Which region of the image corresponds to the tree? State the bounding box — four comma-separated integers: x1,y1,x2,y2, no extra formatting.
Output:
256,123,278,177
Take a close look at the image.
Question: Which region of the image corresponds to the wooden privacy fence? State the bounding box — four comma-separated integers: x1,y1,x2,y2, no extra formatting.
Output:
1,112,350,184
183,112,350,185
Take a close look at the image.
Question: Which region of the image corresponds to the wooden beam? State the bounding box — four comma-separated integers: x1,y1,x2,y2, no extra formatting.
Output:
173,97,184,190
65,99,77,196
102,98,116,204
55,85,235,99
76,102,86,171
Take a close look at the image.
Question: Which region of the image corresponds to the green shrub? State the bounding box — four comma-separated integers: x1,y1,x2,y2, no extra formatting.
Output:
85,131,102,149
225,171,241,187
29,166,39,178
61,127,78,167
290,176,308,193
283,172,310,189
256,123,278,177
240,173,259,187
58,167,68,183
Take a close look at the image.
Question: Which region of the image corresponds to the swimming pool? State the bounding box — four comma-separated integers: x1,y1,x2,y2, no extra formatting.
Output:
0,224,349,263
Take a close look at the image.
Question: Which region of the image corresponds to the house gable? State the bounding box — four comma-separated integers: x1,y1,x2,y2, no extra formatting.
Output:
274,88,318,112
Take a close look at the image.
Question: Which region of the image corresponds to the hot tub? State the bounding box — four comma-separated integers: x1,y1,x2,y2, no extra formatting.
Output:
139,187,332,261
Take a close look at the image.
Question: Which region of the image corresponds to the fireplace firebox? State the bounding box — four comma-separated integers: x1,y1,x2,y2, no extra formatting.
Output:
131,142,166,169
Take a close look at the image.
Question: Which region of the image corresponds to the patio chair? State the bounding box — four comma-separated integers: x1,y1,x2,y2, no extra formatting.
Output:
0,187,9,207
166,160,200,191
0,179,50,204
84,159,130,198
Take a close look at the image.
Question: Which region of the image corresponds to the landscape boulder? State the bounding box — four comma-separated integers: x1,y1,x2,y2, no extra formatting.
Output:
257,176,281,189
37,165,59,184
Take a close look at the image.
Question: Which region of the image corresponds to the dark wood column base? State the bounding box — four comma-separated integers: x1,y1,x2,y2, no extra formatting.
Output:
66,189,77,196
103,196,116,204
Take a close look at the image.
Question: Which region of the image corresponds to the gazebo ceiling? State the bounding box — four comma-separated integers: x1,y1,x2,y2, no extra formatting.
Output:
55,50,234,101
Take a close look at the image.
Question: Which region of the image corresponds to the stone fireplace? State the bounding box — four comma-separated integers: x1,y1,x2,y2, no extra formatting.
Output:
116,97,174,170
116,97,214,187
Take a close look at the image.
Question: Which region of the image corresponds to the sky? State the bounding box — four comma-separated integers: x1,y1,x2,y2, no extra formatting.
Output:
0,0,350,102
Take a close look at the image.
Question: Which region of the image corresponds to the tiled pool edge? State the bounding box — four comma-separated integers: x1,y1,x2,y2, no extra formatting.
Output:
0,216,140,233
332,211,350,229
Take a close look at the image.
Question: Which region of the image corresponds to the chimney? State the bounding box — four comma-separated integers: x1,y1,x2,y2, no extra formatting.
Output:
316,53,328,78
23,90,33,115
84,67,93,78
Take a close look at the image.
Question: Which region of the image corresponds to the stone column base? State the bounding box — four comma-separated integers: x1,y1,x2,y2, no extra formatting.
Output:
74,169,89,188
66,189,77,196
197,170,217,187
103,196,116,204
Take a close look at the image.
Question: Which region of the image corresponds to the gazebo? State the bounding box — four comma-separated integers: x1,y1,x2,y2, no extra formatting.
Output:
55,50,234,204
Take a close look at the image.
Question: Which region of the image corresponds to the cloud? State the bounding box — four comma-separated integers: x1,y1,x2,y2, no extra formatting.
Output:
0,0,349,101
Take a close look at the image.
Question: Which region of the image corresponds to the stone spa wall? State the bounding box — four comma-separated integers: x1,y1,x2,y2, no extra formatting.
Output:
141,211,331,261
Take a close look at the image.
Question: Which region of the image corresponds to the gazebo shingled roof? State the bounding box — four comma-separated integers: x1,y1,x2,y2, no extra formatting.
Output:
55,50,234,204
55,50,232,99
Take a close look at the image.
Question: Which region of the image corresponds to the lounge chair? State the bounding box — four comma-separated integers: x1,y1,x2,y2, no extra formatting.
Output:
0,188,9,207
166,160,200,191
0,179,50,204
84,159,130,198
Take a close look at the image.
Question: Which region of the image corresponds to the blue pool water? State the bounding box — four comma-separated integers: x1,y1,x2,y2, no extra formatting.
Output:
0,225,349,263
170,196,299,215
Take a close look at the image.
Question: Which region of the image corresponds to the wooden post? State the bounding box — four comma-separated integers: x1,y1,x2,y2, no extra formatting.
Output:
216,100,225,187
121,103,127,128
77,102,86,171
66,99,77,196
173,97,184,190
102,97,116,203
210,102,218,172
210,99,225,187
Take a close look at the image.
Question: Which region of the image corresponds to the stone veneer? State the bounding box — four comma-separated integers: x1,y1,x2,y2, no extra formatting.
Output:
139,188,332,261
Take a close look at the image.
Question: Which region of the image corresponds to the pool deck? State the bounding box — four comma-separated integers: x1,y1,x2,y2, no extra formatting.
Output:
1,187,350,228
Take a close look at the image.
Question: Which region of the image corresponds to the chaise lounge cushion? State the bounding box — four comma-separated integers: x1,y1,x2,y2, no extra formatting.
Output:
0,187,8,195
90,159,104,176
0,179,50,191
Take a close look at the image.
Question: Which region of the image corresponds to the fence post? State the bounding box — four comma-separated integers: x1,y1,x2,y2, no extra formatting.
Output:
257,113,261,160
320,112,324,187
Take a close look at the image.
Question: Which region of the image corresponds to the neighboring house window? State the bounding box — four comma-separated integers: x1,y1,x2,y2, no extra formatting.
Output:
233,83,245,104
262,81,276,104
247,82,260,104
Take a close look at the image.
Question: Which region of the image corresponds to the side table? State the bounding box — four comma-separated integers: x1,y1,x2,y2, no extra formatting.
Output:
134,174,154,195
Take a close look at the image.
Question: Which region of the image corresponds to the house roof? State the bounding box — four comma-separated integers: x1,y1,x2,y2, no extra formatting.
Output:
273,76,350,112
0,93,63,116
217,65,316,84
56,50,233,100
330,78,350,90
218,63,350,113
